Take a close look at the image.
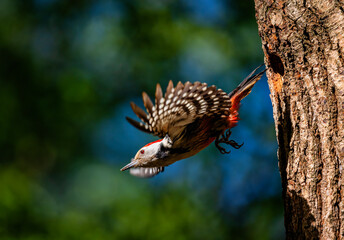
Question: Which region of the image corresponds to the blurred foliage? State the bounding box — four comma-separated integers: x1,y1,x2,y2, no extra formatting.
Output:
0,0,284,239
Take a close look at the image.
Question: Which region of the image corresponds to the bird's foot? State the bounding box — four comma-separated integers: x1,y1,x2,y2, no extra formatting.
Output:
215,130,243,154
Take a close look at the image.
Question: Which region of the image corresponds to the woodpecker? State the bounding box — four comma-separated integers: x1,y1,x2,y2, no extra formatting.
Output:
121,65,266,177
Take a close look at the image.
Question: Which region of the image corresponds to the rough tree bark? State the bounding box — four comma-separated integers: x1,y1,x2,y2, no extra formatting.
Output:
254,0,344,239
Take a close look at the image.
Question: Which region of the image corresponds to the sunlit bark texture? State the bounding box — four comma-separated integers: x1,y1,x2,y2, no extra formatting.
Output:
254,0,344,239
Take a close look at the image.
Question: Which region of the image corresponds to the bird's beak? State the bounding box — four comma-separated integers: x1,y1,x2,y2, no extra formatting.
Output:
120,160,137,171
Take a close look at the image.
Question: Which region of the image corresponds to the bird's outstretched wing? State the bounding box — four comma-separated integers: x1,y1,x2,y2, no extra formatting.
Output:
126,81,232,141
127,65,266,142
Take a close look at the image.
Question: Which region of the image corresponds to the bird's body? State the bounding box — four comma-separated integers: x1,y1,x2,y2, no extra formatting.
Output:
121,65,266,177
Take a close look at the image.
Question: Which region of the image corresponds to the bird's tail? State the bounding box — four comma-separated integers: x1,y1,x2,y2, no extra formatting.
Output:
229,64,266,111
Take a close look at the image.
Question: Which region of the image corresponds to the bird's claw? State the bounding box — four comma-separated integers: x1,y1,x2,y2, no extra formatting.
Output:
215,130,243,154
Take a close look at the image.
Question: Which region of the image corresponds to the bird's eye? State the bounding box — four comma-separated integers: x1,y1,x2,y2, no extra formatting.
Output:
140,150,145,154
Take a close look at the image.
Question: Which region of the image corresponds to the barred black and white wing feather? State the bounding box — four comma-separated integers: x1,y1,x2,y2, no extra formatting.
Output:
126,81,232,141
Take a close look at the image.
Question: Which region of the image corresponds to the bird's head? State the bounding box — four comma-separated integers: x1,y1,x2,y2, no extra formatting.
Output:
120,135,172,177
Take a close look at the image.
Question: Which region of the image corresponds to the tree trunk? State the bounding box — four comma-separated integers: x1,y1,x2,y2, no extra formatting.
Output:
254,0,344,239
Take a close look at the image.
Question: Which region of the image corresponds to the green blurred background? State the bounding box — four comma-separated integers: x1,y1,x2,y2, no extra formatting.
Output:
0,0,284,239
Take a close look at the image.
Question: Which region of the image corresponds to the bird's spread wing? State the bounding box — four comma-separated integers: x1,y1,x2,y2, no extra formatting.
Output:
126,81,232,141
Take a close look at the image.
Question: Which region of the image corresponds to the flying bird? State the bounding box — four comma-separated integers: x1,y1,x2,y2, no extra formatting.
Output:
121,65,266,177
